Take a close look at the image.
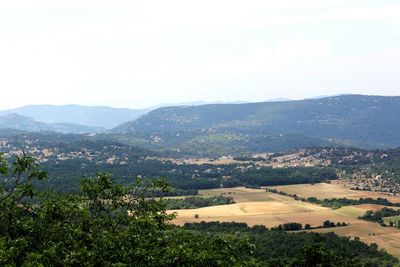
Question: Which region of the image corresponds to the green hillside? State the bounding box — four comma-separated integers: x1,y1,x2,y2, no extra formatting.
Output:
111,95,400,154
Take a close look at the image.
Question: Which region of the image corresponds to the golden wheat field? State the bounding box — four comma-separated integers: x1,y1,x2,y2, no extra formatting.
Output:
170,185,400,258
271,181,400,203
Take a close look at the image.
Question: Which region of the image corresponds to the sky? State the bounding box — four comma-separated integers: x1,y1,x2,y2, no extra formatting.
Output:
1,0,400,109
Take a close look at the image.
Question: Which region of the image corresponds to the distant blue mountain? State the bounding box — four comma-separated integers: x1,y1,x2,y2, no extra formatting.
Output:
0,105,149,129
0,113,104,134
0,102,249,130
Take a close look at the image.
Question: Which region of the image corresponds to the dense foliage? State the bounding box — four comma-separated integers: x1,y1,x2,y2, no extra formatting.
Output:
183,222,398,266
0,154,256,266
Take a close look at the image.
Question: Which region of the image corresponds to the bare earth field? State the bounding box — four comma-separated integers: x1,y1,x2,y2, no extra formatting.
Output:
170,185,400,258
271,180,400,203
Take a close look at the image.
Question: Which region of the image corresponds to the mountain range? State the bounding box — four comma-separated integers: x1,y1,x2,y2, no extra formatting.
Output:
2,95,400,154
0,101,253,130
0,113,105,134
111,95,400,152
0,105,149,129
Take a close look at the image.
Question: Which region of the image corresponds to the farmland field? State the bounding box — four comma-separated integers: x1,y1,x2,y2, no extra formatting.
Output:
271,180,400,203
170,184,400,258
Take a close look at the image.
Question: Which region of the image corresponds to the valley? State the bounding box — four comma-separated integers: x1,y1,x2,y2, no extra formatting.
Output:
2,95,400,264
2,1,400,264
170,184,400,258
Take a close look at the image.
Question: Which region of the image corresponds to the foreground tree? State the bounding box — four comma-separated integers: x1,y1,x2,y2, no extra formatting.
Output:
0,154,255,266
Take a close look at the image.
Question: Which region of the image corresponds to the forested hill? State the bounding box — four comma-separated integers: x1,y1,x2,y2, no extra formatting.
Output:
112,95,400,149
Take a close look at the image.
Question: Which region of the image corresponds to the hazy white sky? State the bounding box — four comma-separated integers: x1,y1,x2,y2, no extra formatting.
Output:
1,0,400,109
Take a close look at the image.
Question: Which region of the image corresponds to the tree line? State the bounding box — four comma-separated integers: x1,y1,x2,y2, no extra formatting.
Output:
164,195,235,210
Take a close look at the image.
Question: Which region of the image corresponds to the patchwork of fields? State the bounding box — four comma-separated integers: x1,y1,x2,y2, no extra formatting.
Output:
271,181,400,203
170,184,400,258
